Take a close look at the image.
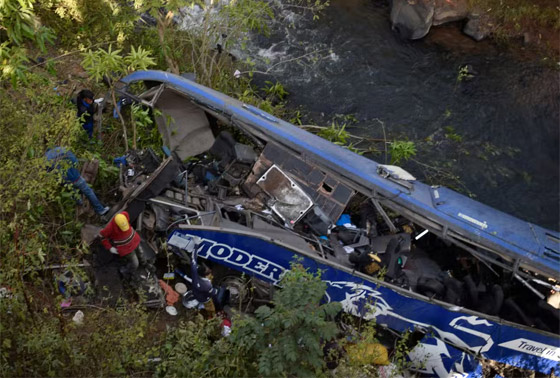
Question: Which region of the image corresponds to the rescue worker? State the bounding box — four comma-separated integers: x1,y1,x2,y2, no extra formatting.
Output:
45,146,109,216
191,248,218,318
76,89,96,138
99,212,146,279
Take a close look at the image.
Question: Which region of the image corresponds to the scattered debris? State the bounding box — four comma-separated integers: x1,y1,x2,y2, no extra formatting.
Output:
159,280,180,306
72,310,84,325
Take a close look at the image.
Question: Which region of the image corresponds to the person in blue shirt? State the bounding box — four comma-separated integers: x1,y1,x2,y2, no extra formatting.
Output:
45,147,109,215
191,248,218,317
76,89,96,138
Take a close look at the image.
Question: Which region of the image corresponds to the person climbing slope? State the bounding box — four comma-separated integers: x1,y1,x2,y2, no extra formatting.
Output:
76,89,97,139
45,146,109,216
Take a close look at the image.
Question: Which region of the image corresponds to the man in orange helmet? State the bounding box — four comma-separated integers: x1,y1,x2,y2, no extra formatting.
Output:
99,211,146,279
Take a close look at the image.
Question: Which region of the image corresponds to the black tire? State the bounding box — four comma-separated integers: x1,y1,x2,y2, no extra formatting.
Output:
215,274,252,310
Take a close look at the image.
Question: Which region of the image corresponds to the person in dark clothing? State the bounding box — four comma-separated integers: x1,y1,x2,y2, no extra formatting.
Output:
76,89,96,138
45,146,109,215
191,248,218,317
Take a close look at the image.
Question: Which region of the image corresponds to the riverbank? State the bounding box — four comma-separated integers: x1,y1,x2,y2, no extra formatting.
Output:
469,0,559,58
387,0,559,60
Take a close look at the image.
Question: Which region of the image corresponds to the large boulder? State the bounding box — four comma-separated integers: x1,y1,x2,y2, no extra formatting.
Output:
390,0,435,40
433,0,469,25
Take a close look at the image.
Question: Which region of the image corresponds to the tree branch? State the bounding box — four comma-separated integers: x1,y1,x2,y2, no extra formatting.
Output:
111,89,128,152
238,47,332,76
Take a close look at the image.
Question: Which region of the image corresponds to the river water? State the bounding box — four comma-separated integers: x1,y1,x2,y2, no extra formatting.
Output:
242,0,559,230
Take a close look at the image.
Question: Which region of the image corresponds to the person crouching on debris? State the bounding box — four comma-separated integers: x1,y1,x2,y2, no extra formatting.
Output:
99,212,147,280
76,89,96,139
45,146,109,216
191,248,218,318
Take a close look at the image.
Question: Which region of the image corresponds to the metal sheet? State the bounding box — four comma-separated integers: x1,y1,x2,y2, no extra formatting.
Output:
256,165,313,226
153,88,215,160
244,142,354,222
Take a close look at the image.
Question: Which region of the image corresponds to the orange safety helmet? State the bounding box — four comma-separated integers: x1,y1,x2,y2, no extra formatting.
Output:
114,213,130,231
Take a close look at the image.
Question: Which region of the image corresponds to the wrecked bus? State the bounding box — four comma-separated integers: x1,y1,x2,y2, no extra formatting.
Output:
114,70,560,377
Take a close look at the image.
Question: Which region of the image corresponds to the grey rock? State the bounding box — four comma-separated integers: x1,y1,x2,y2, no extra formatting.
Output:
463,13,493,41
433,0,469,26
390,0,435,40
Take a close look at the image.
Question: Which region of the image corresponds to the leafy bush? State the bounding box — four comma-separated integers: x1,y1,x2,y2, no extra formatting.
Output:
318,122,350,145
0,74,82,269
37,0,137,47
389,140,416,165
158,265,342,377
0,0,55,85
229,265,341,377
264,80,289,101
156,316,238,378
0,78,159,377
0,298,157,377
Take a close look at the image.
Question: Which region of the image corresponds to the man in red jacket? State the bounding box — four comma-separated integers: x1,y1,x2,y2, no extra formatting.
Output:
99,212,146,279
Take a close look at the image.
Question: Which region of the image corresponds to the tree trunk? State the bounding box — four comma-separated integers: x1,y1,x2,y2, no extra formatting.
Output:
157,12,180,75
131,111,137,150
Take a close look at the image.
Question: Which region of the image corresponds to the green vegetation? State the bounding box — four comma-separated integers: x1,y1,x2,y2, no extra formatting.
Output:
391,330,414,373
233,265,340,376
389,140,417,165
456,65,473,83
468,0,560,55
288,0,330,21
0,0,55,85
317,121,352,145
156,265,341,377
1,300,157,377
469,0,560,32
82,45,157,151
263,80,289,101
444,126,463,142
304,116,387,156
335,312,384,377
